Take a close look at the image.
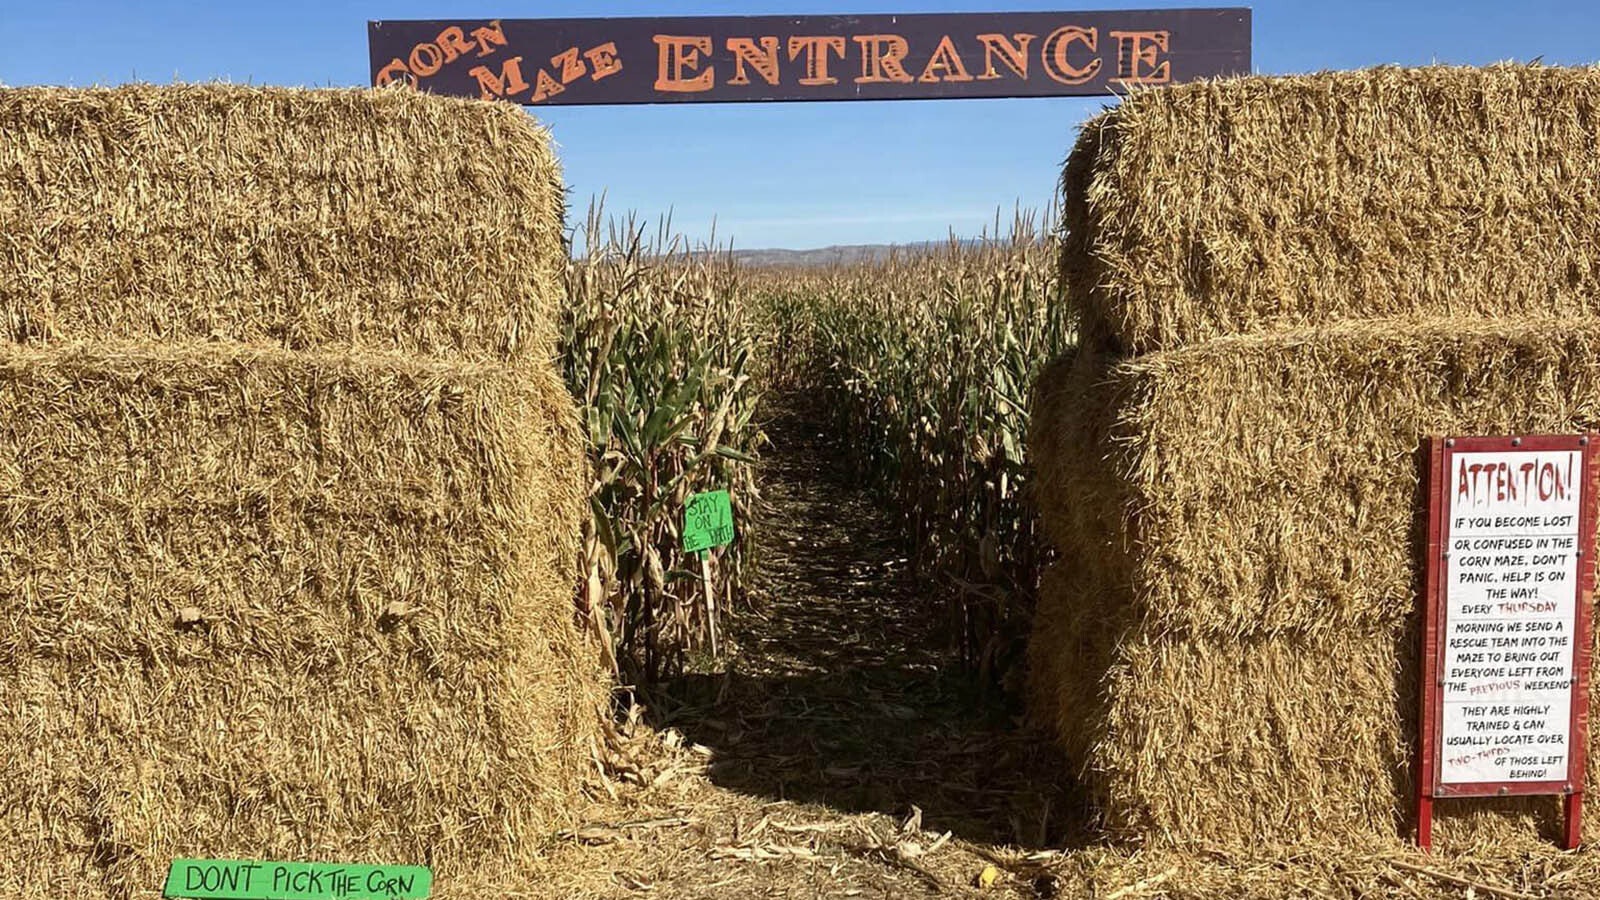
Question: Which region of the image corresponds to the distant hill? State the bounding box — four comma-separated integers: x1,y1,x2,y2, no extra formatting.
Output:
730,240,974,268
572,238,1029,267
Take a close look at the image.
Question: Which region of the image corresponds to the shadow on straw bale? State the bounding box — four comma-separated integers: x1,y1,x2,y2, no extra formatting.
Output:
0,344,604,897
1062,65,1600,354
1032,558,1416,844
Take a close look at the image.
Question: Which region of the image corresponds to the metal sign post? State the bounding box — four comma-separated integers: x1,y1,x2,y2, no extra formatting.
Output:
1419,435,1598,850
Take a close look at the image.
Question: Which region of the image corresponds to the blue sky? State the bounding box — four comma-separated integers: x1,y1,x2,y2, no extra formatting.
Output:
3,1,1597,249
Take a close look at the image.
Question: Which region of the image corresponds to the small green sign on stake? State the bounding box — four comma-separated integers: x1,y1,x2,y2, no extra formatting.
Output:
164,859,432,900
683,489,735,554
683,489,735,659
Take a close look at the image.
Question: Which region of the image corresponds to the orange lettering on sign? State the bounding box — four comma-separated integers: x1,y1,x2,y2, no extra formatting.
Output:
469,20,508,57
853,35,914,84
727,37,781,86
1110,30,1171,84
434,26,477,63
1043,26,1101,85
551,47,587,84
654,35,715,92
975,33,1034,80
918,35,974,83
531,68,566,102
788,36,845,86
432,26,473,64
375,58,415,88
586,42,623,80
409,42,445,77
468,56,531,100
378,22,506,88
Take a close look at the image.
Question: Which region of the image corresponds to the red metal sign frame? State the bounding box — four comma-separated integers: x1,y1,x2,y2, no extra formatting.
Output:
1418,434,1598,850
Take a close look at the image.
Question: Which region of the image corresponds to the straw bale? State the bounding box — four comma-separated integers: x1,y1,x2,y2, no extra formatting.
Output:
0,85,566,361
0,342,603,897
1025,557,1121,772
1029,316,1600,846
1063,65,1600,353
1031,316,1600,638
1033,559,1409,843
1033,557,1600,847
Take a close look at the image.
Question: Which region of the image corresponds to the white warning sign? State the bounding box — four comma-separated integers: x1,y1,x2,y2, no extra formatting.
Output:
1439,449,1582,785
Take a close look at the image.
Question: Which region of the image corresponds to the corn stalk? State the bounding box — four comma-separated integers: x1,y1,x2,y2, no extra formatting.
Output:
561,204,764,684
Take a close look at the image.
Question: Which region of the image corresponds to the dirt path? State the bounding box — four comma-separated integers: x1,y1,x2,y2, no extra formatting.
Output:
539,404,1079,899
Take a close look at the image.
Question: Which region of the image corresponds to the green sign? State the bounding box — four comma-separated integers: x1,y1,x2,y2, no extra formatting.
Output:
164,859,432,900
683,489,735,553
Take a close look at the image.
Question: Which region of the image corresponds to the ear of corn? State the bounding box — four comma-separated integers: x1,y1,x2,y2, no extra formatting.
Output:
560,204,765,683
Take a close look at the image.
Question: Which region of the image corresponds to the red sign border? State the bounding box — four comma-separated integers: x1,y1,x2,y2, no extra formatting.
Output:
1418,434,1598,850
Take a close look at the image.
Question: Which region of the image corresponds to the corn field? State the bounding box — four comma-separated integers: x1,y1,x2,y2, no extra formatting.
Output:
563,207,1065,693
561,206,765,685
754,217,1069,689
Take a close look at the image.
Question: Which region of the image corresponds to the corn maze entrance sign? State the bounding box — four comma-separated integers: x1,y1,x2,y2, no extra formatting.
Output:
368,9,1251,106
1418,435,1599,850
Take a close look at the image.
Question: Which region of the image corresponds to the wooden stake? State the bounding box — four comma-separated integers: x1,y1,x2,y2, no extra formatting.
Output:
701,550,720,659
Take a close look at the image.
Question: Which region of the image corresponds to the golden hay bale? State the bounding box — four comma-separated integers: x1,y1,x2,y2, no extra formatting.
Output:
0,85,565,361
0,343,603,898
1032,316,1600,637
1033,560,1411,843
1034,559,1597,848
1028,317,1600,846
1062,65,1600,354
1026,556,1120,773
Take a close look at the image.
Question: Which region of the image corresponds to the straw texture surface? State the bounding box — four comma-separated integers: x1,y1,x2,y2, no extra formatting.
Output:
0,344,603,897
1030,317,1600,845
0,85,600,897
0,85,567,361
1063,65,1600,354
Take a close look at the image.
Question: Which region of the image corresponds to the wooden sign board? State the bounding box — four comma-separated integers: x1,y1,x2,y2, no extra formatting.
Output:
367,9,1251,106
1418,435,1599,850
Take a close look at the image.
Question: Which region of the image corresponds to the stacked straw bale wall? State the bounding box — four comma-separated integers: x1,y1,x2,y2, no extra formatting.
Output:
1031,66,1600,848
0,86,602,898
